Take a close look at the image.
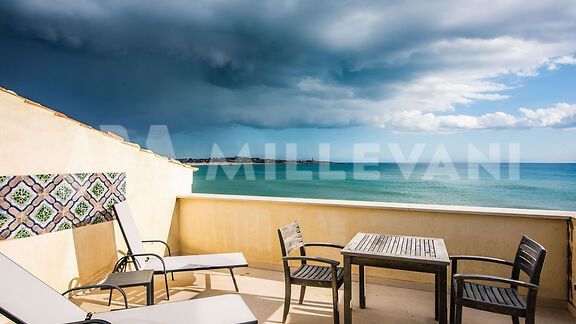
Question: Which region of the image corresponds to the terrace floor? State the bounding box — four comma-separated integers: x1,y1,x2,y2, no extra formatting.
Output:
68,268,574,324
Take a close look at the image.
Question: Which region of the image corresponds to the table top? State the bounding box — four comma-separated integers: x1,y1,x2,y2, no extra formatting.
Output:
342,233,450,266
102,270,155,288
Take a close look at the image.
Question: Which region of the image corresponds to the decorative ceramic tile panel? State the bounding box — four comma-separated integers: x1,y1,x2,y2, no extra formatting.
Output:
0,172,126,240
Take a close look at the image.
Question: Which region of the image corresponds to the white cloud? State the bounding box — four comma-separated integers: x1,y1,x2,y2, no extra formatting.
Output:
546,55,576,70
380,103,576,132
519,103,576,127
349,36,571,114
304,3,576,131
289,36,576,132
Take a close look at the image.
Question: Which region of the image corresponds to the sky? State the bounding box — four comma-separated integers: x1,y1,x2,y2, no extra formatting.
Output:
0,0,575,162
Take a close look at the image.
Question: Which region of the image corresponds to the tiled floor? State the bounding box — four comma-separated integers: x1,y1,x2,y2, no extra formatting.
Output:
66,268,574,324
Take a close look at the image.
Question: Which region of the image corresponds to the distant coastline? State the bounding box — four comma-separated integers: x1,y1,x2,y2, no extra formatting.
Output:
178,156,332,165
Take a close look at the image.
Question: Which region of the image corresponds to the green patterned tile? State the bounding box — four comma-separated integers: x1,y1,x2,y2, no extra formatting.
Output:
57,221,72,231
53,182,75,204
14,228,31,239
105,196,119,210
35,174,53,183
74,200,91,218
7,183,36,209
92,215,105,224
33,203,55,223
106,172,119,181
73,173,91,185
89,179,107,199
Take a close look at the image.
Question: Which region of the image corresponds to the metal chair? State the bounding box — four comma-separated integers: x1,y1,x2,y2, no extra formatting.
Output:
277,221,345,324
450,235,546,324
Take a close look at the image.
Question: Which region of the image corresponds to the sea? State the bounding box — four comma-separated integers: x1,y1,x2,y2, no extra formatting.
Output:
192,163,576,211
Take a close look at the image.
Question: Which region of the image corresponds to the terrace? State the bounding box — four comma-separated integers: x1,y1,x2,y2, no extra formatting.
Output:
4,194,572,323
1,88,576,323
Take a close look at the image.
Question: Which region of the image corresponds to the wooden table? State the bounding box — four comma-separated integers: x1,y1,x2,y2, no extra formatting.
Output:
101,270,155,306
342,233,450,324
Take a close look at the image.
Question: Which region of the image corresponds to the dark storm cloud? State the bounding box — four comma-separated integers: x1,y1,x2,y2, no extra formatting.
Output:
1,0,576,133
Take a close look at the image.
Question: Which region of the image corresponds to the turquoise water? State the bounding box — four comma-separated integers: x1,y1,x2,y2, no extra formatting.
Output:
192,163,576,211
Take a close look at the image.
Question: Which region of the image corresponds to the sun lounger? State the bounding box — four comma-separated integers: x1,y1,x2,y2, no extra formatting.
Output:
0,252,257,324
113,202,248,299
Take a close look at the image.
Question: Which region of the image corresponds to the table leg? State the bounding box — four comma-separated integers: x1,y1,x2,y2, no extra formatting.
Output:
344,256,352,324
148,277,155,305
359,265,366,309
435,272,439,320
438,267,447,324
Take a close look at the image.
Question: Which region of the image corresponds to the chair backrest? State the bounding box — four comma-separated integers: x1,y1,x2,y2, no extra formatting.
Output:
511,235,547,286
277,221,306,264
0,252,87,324
113,201,147,267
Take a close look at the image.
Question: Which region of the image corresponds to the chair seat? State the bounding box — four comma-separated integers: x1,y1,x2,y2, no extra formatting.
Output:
454,279,527,314
291,264,344,286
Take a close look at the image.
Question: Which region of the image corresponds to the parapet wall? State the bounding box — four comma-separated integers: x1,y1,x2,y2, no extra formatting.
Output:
178,193,575,303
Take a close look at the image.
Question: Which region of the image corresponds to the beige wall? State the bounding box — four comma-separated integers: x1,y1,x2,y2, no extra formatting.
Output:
178,194,575,302
0,89,194,292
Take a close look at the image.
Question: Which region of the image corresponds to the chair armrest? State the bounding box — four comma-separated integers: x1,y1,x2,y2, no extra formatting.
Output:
283,256,340,266
450,255,514,267
304,242,345,249
66,320,112,324
66,313,112,324
62,284,128,309
453,274,538,290
114,253,166,274
142,240,172,256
